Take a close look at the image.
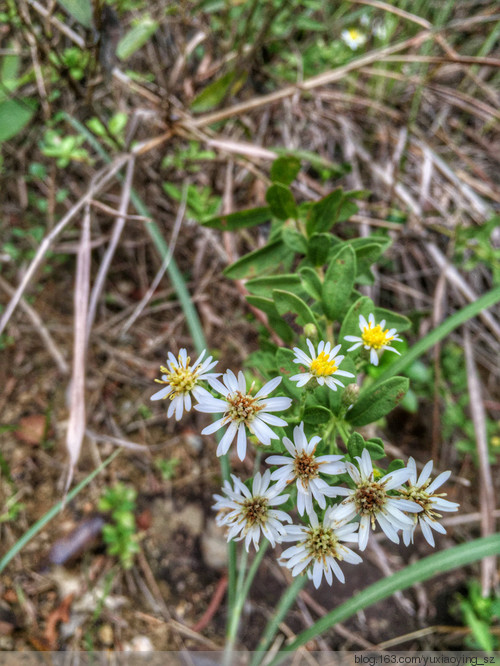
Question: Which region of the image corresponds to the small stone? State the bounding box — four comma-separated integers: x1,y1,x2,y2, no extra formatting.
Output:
200,519,228,570
98,623,114,646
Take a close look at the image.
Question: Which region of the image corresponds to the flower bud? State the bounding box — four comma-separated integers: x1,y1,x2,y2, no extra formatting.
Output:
303,323,317,340
342,383,359,408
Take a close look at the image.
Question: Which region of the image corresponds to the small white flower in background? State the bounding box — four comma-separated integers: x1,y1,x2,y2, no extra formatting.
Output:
290,339,355,391
399,457,459,547
344,313,403,366
372,20,388,40
266,422,346,518
341,28,367,50
327,448,422,551
280,513,362,588
212,470,292,551
194,370,292,460
151,349,219,420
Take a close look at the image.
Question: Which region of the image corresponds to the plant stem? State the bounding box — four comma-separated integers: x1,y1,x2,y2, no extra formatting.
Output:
224,540,269,664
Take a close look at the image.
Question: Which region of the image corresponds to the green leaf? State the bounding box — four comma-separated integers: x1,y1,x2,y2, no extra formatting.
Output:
246,274,302,298
306,188,343,235
339,296,373,345
202,206,271,231
246,296,294,343
322,244,357,321
374,307,412,334
353,241,387,277
346,432,365,458
282,227,307,254
275,347,302,398
273,290,318,328
299,266,323,300
117,19,159,60
190,71,245,112
336,199,358,222
307,233,332,266
270,155,301,186
0,99,37,143
303,405,331,425
224,240,291,280
57,0,93,27
366,437,386,460
266,184,297,220
346,376,409,426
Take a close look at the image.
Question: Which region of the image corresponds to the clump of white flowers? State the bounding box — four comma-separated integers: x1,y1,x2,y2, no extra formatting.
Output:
150,334,459,588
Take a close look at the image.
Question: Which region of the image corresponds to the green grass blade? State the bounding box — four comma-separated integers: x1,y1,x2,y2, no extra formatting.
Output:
265,534,500,666
373,284,500,389
0,449,120,573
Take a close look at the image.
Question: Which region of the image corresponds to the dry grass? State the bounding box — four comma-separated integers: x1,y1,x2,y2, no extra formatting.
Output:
0,0,499,653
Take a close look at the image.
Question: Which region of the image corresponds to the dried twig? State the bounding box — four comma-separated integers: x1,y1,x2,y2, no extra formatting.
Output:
0,156,129,336
0,275,68,374
464,330,497,596
86,156,136,339
64,204,91,493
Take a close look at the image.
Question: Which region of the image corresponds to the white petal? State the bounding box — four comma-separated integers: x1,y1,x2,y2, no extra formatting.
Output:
216,423,238,456
236,424,247,461
150,386,173,401
255,375,282,398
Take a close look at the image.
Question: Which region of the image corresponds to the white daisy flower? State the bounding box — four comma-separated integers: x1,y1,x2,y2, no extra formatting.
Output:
266,422,346,517
326,448,422,551
194,370,292,460
290,339,355,391
344,313,403,366
280,513,362,588
399,457,459,547
150,348,219,421
212,470,292,551
341,28,367,50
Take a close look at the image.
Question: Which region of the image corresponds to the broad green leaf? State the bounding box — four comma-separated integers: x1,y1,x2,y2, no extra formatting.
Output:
246,274,302,298
224,240,291,279
299,266,322,300
338,296,373,345
353,242,387,277
346,376,409,426
273,290,318,328
202,206,271,231
275,347,302,398
303,405,331,425
117,19,159,60
347,432,365,458
266,184,297,220
307,232,332,266
336,199,358,222
366,437,385,460
306,188,343,236
270,155,301,186
374,307,412,333
0,53,20,102
282,227,307,254
245,296,294,343
0,99,37,143
57,0,93,27
322,244,357,321
190,71,246,112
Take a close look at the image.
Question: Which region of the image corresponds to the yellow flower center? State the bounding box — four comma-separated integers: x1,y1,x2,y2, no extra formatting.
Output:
310,351,338,377
361,324,394,350
402,485,445,522
348,28,362,40
155,355,198,399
